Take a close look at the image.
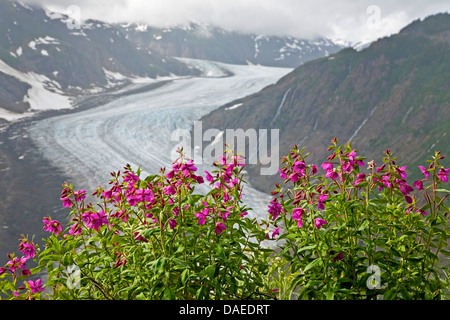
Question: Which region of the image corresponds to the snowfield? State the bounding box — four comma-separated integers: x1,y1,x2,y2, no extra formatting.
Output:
0,59,72,118
27,60,291,219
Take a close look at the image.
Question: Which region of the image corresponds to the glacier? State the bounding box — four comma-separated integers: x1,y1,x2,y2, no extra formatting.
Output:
27,59,292,220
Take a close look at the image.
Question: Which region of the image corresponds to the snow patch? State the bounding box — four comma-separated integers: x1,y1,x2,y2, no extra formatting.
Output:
70,30,88,37
0,108,33,122
135,24,148,32
28,36,60,50
225,103,243,111
0,59,72,120
17,1,33,11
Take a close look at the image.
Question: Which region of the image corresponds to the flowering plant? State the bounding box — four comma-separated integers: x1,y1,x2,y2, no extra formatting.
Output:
1,140,449,300
1,148,273,300
266,138,450,299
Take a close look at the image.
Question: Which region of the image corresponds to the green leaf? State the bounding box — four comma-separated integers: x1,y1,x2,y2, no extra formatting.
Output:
205,264,218,280
145,174,158,182
163,287,175,300
297,244,316,254
172,257,189,269
153,257,167,275
406,256,425,262
196,286,207,300
62,252,74,266
188,194,204,205
215,244,228,263
325,288,335,300
383,288,397,300
303,257,322,272
40,254,62,262
181,269,190,285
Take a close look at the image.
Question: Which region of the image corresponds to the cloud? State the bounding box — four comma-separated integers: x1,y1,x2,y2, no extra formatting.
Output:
23,0,450,43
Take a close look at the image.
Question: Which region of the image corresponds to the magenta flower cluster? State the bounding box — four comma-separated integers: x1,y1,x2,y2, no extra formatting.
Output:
34,151,251,272
0,236,44,298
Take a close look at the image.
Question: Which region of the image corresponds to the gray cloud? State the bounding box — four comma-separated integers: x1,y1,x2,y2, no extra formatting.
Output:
23,0,450,43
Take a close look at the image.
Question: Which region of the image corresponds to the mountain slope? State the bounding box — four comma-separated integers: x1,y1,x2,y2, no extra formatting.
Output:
0,0,346,122
0,0,199,119
200,13,450,193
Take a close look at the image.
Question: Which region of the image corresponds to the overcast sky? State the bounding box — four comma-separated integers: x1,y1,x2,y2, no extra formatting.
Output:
24,0,450,44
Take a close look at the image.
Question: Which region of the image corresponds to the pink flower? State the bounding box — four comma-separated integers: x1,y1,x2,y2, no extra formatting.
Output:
195,175,204,184
240,211,248,218
292,207,304,227
6,256,27,273
355,173,366,186
22,269,31,277
332,253,345,262
180,159,197,176
268,199,282,220
43,217,63,235
293,161,306,172
278,169,287,179
399,183,414,196
169,219,177,229
437,168,450,182
90,211,108,231
163,185,176,195
60,196,73,208
418,166,429,180
218,156,227,166
135,189,154,202
273,227,280,237
215,222,226,235
19,241,36,261
205,171,214,183
405,195,413,204
314,218,328,230
221,207,233,222
321,162,333,172
413,180,423,190
267,227,280,239
195,208,209,225
381,174,391,188
124,173,139,186
396,166,408,180
73,189,86,202
69,224,82,236
288,171,303,182
126,194,137,206
317,193,328,210
292,207,304,220
27,279,44,294
231,155,246,167
134,232,148,242
323,164,338,179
